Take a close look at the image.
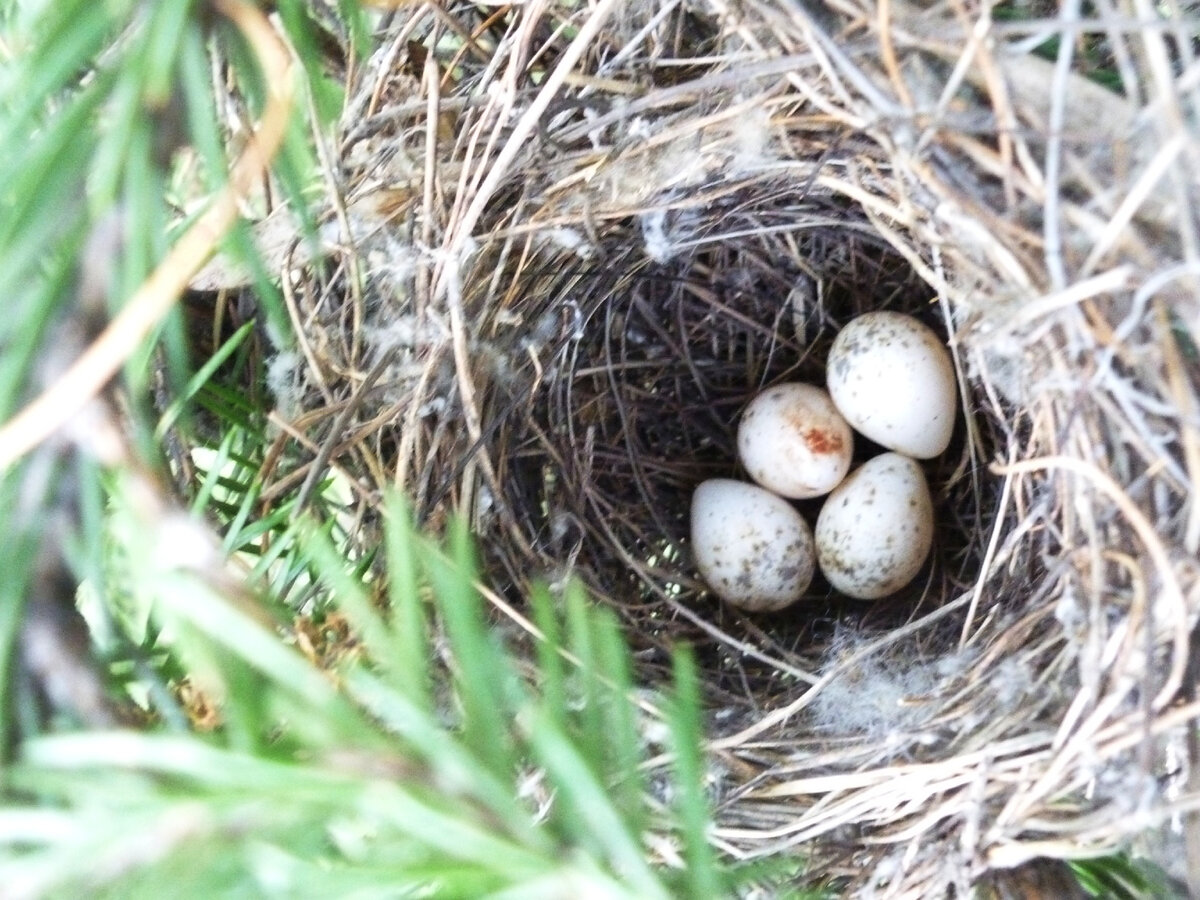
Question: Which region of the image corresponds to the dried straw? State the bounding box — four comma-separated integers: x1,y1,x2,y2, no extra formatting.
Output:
214,0,1200,895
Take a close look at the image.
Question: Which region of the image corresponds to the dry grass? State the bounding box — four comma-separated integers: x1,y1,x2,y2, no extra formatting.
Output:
207,0,1200,895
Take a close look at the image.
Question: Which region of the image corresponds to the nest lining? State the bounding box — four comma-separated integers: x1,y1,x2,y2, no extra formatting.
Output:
214,0,1200,895
477,201,991,692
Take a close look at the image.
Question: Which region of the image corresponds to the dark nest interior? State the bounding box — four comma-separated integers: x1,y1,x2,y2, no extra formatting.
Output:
189,0,1200,895
477,198,993,699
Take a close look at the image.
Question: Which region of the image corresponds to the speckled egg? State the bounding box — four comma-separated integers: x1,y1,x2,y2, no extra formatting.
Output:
826,311,957,459
691,479,815,612
737,383,854,499
815,453,934,600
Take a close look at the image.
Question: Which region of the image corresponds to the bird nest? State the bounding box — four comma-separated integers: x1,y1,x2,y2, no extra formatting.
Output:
228,0,1200,895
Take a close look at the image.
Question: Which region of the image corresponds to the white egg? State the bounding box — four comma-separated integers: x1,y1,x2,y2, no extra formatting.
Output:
691,479,815,612
826,311,957,459
815,453,934,600
737,383,853,499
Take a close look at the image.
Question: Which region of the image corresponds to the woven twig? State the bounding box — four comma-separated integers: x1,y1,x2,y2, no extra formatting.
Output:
228,1,1200,894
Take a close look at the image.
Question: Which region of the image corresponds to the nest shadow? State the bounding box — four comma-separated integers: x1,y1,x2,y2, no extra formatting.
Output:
480,194,998,697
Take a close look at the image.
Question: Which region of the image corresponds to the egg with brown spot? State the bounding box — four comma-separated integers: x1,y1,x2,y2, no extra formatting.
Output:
690,479,815,612
826,311,957,459
815,453,934,599
737,383,854,499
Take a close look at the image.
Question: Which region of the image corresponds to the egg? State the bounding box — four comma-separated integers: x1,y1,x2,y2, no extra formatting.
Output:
815,453,934,600
690,479,815,612
826,311,957,459
737,383,853,499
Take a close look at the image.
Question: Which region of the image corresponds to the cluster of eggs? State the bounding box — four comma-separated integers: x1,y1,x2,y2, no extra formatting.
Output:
690,311,958,611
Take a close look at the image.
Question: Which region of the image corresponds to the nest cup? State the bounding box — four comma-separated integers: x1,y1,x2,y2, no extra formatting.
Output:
274,1,1200,895
481,202,979,657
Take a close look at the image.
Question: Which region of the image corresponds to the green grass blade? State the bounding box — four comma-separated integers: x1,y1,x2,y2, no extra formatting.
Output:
0,1,114,151
526,708,670,900
156,322,255,439
529,582,567,734
342,667,542,845
592,604,645,833
0,472,37,762
423,517,516,780
300,519,400,669
667,646,720,898
135,560,370,748
383,493,432,713
564,580,606,775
